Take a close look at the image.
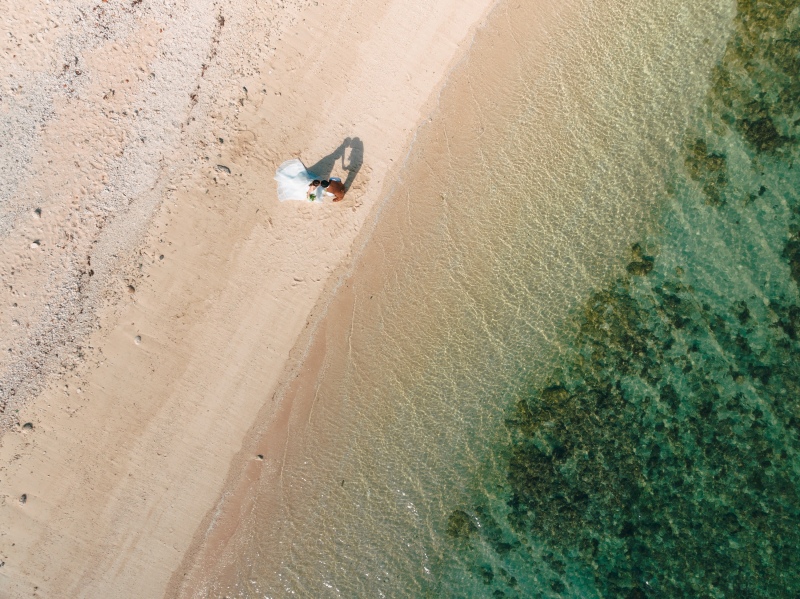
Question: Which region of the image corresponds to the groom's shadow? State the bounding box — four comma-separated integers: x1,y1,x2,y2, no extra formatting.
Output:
307,137,364,191
343,137,363,191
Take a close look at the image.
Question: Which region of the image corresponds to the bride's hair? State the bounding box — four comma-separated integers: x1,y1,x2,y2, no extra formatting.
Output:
320,180,330,188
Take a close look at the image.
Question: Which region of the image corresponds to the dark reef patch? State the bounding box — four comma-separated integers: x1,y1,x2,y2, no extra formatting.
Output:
447,509,478,540
626,243,655,276
498,263,800,596
785,227,800,286
685,138,728,205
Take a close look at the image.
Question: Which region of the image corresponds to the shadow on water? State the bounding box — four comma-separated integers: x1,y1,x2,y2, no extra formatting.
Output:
308,137,364,190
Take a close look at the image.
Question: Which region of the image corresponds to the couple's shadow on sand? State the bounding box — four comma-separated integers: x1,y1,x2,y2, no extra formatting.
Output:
307,137,364,191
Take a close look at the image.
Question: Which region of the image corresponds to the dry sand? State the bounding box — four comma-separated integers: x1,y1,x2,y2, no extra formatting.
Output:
0,0,497,596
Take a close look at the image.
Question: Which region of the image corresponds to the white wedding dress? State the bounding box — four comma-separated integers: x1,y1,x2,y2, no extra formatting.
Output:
274,158,321,202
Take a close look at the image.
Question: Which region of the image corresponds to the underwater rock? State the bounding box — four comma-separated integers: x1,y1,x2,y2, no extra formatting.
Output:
626,260,654,276
740,117,787,154
476,564,494,585
540,385,569,404
626,243,655,275
685,138,728,204
784,233,800,286
446,509,478,539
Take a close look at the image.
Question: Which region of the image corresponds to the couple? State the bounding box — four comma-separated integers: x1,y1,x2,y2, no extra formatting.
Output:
274,158,346,203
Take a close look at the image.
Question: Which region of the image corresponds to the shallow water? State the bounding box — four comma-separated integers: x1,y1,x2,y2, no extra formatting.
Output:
212,0,800,596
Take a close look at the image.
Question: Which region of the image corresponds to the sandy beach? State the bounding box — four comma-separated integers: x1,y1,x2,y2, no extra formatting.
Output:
0,0,497,596
6,0,794,596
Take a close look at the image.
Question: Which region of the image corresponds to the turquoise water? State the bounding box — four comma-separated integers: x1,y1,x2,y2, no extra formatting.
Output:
210,1,800,596
441,1,800,596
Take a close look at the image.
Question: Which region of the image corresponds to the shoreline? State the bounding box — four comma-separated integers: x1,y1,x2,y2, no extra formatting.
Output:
0,0,498,596
168,0,512,593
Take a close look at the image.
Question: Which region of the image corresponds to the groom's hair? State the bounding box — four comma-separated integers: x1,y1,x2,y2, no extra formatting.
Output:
320,180,330,188
311,180,321,186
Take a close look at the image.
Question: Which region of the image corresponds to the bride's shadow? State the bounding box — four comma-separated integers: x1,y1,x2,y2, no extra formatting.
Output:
307,137,364,191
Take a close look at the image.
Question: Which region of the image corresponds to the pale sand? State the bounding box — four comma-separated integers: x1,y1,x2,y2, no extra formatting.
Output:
0,0,497,596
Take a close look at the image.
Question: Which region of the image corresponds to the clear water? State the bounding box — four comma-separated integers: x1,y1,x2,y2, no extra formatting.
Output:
210,0,800,596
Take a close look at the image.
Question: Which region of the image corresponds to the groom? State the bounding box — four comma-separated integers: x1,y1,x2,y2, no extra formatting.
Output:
321,178,346,202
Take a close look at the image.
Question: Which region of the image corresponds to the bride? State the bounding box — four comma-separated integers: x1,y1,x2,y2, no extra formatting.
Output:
274,158,322,202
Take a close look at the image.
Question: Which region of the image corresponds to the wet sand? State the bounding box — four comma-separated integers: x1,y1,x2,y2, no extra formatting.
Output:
0,0,497,596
